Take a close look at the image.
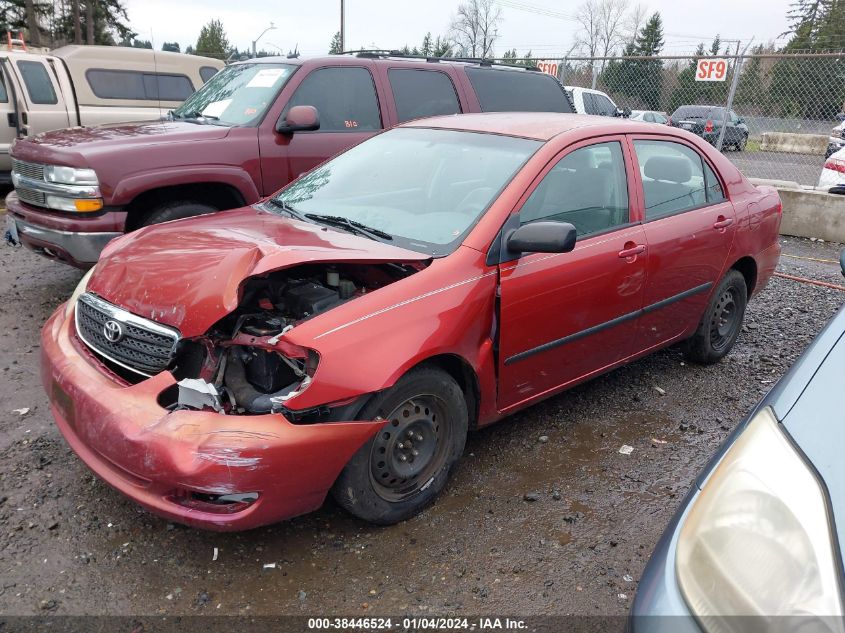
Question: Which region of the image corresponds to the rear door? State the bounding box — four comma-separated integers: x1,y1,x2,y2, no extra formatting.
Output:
630,136,737,348
0,59,19,174
258,65,385,193
11,57,70,139
497,137,647,410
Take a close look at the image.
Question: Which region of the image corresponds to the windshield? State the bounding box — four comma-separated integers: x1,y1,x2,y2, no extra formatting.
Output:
173,63,296,126
269,128,541,256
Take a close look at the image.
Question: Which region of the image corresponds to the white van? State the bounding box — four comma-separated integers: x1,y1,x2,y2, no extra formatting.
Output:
0,43,223,181
564,85,628,117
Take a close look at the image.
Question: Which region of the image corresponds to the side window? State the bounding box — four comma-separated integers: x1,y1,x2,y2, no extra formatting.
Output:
644,112,655,123
634,140,708,220
594,94,615,116
143,74,194,101
200,66,219,83
465,68,572,113
582,93,597,115
519,141,629,237
285,67,381,132
388,69,461,123
704,161,726,202
0,72,7,103
87,70,193,101
16,60,57,105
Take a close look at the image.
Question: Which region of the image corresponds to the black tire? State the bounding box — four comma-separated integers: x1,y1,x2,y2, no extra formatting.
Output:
332,366,468,525
735,135,748,152
139,200,217,227
684,270,748,365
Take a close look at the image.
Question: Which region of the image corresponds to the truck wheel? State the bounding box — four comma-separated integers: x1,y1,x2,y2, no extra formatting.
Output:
140,200,217,227
332,366,468,525
683,270,748,365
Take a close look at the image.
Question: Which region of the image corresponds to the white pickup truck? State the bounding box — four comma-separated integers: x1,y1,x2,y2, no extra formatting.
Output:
0,41,222,182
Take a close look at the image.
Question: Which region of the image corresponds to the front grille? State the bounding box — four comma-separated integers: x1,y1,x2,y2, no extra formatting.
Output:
75,293,180,377
12,159,45,181
15,186,46,207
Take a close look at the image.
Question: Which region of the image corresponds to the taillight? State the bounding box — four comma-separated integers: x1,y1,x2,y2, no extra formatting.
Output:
704,119,714,133
824,158,845,174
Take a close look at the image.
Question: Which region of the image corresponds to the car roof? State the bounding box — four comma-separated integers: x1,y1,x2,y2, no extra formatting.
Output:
400,112,670,141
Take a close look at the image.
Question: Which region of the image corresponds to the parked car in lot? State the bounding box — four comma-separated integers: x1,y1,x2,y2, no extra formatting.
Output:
818,146,845,191
630,110,669,125
0,43,222,182
5,53,573,268
670,105,749,151
41,112,783,530
565,85,628,117
631,254,845,632
826,120,845,158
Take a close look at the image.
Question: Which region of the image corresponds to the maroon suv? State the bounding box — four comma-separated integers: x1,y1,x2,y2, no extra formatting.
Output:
5,53,573,268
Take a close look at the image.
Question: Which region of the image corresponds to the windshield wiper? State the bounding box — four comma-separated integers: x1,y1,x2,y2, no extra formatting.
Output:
304,213,393,241
173,110,220,122
264,198,309,221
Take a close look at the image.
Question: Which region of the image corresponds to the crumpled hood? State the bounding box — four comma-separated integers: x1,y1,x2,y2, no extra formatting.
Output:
87,206,430,337
11,120,230,166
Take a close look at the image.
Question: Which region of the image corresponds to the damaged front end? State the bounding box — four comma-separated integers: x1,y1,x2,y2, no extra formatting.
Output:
76,261,423,419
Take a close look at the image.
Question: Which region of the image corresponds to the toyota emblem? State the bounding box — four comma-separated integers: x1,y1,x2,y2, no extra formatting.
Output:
103,319,124,343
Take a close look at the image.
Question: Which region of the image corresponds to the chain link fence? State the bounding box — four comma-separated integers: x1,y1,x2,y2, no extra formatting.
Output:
508,53,845,188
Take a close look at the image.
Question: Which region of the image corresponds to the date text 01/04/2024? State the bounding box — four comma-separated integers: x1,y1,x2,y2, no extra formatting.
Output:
306,617,528,630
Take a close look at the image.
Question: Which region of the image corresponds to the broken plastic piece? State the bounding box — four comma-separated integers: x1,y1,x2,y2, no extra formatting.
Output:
619,444,634,455
176,378,223,412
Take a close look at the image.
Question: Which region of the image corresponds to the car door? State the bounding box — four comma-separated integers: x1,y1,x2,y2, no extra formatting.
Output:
11,57,70,139
630,137,737,349
0,59,19,174
258,65,385,194
497,137,648,410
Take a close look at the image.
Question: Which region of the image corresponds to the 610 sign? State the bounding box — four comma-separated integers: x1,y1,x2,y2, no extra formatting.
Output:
695,58,728,82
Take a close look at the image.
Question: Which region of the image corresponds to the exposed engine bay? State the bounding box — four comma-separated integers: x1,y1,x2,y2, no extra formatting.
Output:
159,262,424,417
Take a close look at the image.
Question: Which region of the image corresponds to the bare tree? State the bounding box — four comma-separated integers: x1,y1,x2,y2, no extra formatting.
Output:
623,3,648,44
598,0,628,60
24,0,42,46
575,0,602,59
450,0,502,58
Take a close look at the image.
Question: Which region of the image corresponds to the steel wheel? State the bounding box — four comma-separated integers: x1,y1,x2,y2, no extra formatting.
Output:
369,395,451,502
709,286,741,353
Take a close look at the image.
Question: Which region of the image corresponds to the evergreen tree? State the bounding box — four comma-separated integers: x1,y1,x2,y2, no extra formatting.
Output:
195,19,229,59
421,32,433,56
329,31,342,54
162,41,180,53
433,35,454,57
602,12,664,110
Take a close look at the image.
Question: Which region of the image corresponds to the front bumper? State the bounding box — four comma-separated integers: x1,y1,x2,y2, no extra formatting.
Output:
41,307,385,531
5,191,123,268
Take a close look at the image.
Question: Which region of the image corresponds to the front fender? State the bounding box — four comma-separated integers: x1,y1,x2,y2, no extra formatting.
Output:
109,165,261,207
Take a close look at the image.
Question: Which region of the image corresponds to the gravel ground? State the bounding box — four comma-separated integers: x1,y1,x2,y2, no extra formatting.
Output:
0,221,842,619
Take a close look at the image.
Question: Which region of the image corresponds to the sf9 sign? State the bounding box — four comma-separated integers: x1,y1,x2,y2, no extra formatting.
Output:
696,58,728,82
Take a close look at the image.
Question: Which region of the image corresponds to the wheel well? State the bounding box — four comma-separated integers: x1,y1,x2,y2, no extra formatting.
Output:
124,183,246,232
730,256,757,296
417,354,480,430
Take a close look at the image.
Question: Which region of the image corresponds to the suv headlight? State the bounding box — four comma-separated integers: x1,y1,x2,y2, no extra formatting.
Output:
676,407,844,632
64,266,96,319
44,165,99,186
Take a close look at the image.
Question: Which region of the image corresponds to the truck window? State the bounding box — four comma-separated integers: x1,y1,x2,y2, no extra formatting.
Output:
16,60,58,105
0,72,7,103
388,69,461,123
465,68,572,113
86,69,193,101
592,93,616,116
285,67,381,131
200,66,219,83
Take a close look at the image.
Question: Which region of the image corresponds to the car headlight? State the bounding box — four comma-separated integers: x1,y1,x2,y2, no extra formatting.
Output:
44,165,99,186
64,265,96,319
676,407,844,632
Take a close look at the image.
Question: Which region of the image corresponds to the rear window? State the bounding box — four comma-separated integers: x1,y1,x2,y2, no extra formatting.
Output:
86,69,194,101
673,105,724,120
388,69,461,123
16,60,57,105
466,68,572,113
200,66,219,83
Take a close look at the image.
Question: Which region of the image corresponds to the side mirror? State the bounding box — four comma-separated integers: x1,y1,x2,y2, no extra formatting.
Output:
615,107,631,118
276,105,320,134
506,221,577,255
840,248,844,277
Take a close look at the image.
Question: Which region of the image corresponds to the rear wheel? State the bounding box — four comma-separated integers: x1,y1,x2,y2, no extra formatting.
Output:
139,200,217,227
332,366,468,525
735,135,748,152
684,270,748,364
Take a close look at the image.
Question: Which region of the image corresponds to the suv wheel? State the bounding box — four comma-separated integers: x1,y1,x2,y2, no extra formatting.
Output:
332,366,468,525
140,200,217,227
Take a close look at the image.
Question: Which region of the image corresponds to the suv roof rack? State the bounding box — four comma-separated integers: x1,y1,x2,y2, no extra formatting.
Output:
338,49,539,71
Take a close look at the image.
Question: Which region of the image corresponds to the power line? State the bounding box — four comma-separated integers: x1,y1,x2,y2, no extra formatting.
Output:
494,0,576,21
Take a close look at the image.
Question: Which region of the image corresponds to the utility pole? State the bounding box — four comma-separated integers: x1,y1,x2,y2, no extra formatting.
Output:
340,0,345,51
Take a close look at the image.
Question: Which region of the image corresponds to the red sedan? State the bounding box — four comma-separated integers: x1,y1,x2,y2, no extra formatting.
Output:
41,113,782,530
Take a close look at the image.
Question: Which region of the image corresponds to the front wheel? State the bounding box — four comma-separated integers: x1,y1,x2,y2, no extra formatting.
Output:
684,270,748,364
139,200,217,227
332,366,468,525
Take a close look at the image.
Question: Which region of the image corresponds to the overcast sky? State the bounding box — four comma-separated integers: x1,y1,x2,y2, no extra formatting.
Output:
124,0,794,58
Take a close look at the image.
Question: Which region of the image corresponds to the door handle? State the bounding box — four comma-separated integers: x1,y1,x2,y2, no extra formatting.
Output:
618,243,646,259
713,217,734,230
